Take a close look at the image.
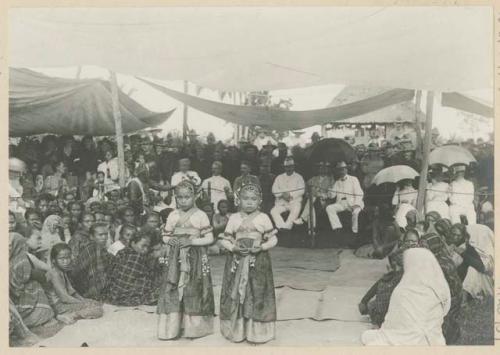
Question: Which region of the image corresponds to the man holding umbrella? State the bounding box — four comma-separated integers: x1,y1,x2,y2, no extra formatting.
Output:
449,164,476,225
325,161,364,235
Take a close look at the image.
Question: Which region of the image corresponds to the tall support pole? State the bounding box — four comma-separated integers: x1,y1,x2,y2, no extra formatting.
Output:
183,80,189,142
76,66,82,79
109,71,126,188
234,94,239,143
308,182,316,248
416,91,434,217
414,90,423,161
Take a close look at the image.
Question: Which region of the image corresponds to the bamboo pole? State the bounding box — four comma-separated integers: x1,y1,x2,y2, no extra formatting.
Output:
234,94,239,143
416,91,435,217
183,80,188,141
76,66,82,79
414,90,423,160
109,71,126,188
308,182,316,248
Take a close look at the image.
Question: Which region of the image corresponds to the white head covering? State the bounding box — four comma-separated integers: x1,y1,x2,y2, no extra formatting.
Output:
41,215,63,252
362,248,451,345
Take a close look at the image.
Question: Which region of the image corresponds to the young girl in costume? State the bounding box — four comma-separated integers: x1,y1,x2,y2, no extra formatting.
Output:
157,180,215,340
219,183,278,344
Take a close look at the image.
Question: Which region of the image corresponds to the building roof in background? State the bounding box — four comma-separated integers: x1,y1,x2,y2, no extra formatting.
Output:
327,86,424,125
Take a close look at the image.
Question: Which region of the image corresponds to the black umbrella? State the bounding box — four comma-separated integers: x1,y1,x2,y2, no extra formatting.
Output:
304,138,357,179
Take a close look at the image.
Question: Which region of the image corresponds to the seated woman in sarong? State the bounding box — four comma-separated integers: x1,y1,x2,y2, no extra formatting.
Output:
105,232,158,306
421,233,463,345
362,248,451,346
68,212,95,262
448,223,493,300
9,298,40,346
69,222,112,301
9,233,55,329
358,251,403,327
156,180,215,340
219,183,278,344
45,243,103,324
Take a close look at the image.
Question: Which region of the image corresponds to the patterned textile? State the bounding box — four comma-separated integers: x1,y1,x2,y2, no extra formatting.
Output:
70,241,111,301
9,233,54,328
368,271,403,327
157,207,214,316
68,228,91,262
422,234,463,344
220,212,277,323
105,247,158,306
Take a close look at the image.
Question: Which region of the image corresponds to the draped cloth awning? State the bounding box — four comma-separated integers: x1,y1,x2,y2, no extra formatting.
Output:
138,77,415,131
9,68,175,136
441,92,494,118
9,7,492,92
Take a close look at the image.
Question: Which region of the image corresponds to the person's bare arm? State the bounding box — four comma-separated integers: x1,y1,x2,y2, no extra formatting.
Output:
49,272,82,304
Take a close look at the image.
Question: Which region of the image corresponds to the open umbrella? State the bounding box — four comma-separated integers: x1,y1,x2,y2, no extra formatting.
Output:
429,145,476,167
304,138,357,180
372,165,419,185
306,138,357,165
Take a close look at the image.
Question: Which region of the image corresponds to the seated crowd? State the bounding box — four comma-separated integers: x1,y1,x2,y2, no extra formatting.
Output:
8,128,494,345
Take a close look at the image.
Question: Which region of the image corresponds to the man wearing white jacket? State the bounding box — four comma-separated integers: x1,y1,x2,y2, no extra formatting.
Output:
326,161,364,234
271,156,305,230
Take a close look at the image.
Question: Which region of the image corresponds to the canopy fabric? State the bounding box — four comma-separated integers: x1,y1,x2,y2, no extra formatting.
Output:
327,86,425,125
441,92,494,118
138,77,415,131
9,68,175,137
9,7,492,92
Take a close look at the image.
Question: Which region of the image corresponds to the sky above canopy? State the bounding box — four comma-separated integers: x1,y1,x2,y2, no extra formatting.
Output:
9,7,493,92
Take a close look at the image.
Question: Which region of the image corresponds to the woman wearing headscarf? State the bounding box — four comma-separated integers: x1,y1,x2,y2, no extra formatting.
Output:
448,223,494,299
9,233,55,328
422,233,463,344
361,248,451,345
39,215,64,262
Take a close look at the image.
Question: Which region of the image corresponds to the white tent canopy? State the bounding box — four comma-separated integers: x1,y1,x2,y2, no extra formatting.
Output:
9,7,492,92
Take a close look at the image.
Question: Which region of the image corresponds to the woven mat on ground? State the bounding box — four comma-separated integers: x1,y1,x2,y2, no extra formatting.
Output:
34,249,386,347
210,247,341,291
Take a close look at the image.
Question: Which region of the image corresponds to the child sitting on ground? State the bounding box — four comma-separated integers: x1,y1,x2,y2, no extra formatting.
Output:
45,243,103,324
211,199,231,255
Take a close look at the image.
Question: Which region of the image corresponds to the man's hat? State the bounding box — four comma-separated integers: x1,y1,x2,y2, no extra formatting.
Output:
283,156,295,166
367,143,379,151
9,158,26,173
453,164,467,173
335,161,348,169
